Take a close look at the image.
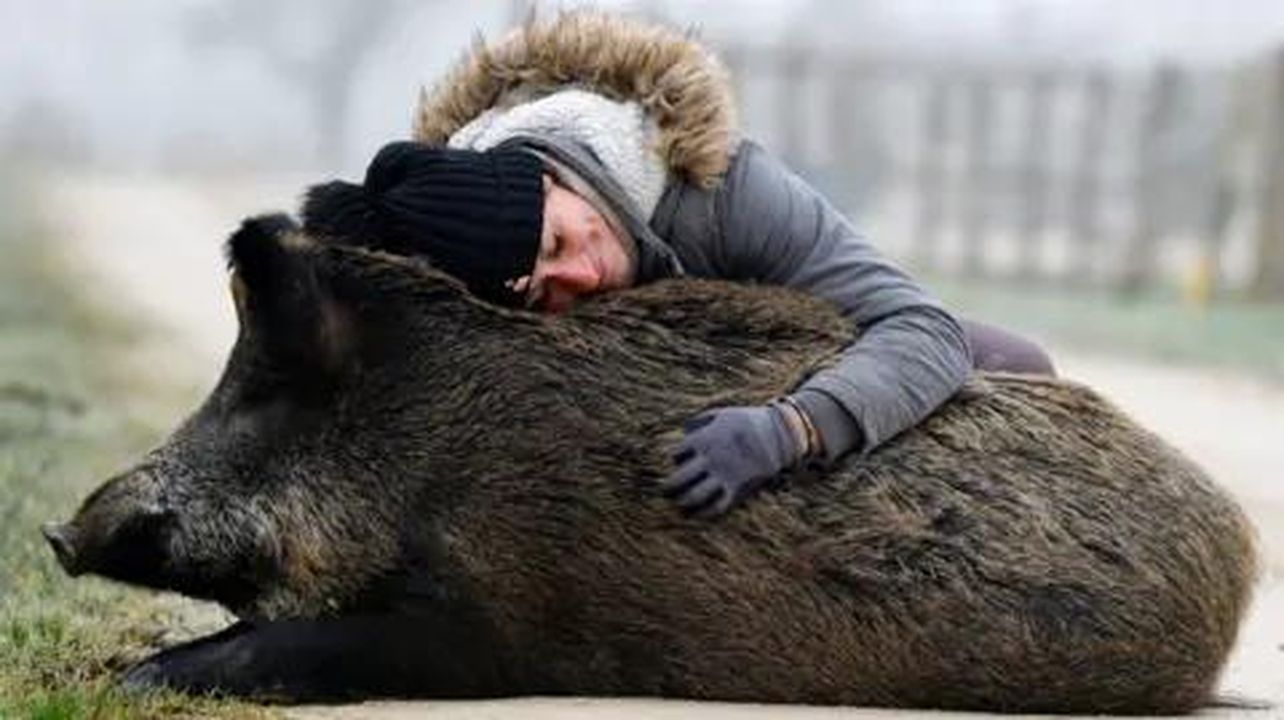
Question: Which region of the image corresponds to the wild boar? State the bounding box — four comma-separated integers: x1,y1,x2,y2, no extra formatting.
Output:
44,214,1256,713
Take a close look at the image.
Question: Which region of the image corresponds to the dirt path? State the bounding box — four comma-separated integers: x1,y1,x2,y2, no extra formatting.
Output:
39,172,1284,718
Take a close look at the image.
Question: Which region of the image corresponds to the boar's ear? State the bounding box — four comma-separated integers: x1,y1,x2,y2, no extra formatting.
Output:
225,213,352,377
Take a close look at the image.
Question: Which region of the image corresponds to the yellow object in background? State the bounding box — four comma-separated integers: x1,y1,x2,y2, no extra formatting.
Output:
1182,255,1215,308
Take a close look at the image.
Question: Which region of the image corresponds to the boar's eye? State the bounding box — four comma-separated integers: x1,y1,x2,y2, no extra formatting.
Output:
235,348,330,410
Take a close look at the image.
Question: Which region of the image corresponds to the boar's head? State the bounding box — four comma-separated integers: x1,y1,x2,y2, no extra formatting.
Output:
42,214,528,620
44,212,850,622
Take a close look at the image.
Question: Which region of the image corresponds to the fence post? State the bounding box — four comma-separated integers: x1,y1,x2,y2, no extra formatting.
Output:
1252,48,1284,299
719,44,748,124
828,56,875,205
1068,68,1111,286
914,74,950,271
1198,64,1259,301
961,72,994,277
1120,64,1181,295
778,45,808,166
1016,69,1054,281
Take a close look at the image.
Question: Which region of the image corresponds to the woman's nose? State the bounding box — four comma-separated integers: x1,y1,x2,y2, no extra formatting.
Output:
537,253,600,312
544,252,599,293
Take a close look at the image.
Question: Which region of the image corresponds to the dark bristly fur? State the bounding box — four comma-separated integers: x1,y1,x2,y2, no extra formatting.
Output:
48,216,1256,713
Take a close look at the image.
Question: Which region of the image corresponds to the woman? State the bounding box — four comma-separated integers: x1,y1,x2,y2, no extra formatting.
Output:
304,11,1054,516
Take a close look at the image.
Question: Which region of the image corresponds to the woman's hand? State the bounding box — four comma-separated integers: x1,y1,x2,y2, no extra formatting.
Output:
662,403,807,516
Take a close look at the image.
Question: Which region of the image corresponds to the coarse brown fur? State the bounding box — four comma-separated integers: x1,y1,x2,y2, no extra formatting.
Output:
413,10,739,187
52,219,1256,713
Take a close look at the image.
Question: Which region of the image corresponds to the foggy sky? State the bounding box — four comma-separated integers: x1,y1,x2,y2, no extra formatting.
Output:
5,0,1284,173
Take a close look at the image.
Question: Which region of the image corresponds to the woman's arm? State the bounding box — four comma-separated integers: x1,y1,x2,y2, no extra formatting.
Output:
715,141,972,461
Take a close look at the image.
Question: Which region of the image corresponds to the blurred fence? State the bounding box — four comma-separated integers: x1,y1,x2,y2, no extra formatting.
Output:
720,44,1284,299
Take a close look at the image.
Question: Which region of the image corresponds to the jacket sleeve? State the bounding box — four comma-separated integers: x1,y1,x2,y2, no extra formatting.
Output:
715,141,972,461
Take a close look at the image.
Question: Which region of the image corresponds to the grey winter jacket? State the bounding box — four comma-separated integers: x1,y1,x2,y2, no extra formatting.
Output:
660,140,971,460
506,133,972,462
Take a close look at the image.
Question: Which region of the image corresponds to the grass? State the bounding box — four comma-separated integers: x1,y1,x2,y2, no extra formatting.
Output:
0,175,271,719
929,274,1284,383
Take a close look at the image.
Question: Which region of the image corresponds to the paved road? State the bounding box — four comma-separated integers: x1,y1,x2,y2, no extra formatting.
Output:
39,172,1284,718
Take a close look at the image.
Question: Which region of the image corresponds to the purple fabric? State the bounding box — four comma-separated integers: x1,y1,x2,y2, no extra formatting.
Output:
961,319,1056,376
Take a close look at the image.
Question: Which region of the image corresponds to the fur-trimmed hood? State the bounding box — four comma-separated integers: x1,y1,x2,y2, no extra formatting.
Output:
414,11,739,188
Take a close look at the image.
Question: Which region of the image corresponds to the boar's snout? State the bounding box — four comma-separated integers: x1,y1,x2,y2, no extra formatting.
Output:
47,464,182,589
42,521,83,576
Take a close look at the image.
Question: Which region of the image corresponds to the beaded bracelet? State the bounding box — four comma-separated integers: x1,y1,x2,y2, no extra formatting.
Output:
772,396,822,462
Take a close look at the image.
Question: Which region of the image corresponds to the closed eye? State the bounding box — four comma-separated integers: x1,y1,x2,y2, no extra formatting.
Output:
537,221,560,263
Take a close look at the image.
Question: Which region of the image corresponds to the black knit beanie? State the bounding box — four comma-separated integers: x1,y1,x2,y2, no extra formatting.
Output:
302,140,545,305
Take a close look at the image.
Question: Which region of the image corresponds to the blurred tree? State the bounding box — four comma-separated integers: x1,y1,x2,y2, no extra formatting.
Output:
186,0,408,166
1,97,93,170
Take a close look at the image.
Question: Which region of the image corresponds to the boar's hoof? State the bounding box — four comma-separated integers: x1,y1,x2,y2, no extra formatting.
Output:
118,622,258,698
115,620,388,702
119,658,167,694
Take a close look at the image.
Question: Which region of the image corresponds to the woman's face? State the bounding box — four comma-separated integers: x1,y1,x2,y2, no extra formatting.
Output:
508,176,637,313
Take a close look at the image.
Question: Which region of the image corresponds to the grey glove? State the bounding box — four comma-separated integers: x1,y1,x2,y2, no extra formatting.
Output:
661,404,805,516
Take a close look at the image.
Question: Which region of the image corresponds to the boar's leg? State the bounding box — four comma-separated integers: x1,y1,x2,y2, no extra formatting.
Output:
120,614,502,702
